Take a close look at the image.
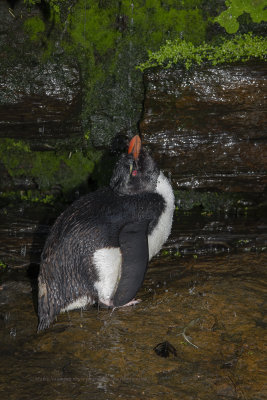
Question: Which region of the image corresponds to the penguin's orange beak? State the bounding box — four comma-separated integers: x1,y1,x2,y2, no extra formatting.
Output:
128,135,141,160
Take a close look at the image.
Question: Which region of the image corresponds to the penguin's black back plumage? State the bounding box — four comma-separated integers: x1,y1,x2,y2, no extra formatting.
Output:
38,137,174,331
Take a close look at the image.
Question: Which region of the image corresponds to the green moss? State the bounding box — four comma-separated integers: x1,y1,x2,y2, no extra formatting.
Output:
215,0,267,34
5,139,31,153
0,260,8,270
0,190,55,204
0,191,17,199
68,0,208,55
69,2,119,56
138,33,267,71
23,16,45,41
119,0,207,48
84,130,90,141
0,139,101,195
24,0,41,5
20,191,55,204
161,249,170,256
24,0,62,14
58,0,210,143
174,190,247,213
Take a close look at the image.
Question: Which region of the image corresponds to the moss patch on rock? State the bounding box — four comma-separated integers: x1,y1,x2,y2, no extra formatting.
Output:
23,16,45,41
175,190,242,213
0,138,101,198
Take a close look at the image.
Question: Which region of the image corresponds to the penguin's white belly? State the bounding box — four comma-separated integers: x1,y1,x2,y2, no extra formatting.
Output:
93,247,122,303
148,172,175,260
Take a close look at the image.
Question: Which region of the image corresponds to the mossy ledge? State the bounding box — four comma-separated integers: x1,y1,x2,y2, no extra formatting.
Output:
0,138,101,201
138,33,267,71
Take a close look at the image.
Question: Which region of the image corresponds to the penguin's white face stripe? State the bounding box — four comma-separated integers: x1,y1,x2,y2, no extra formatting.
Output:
148,171,175,259
93,247,122,303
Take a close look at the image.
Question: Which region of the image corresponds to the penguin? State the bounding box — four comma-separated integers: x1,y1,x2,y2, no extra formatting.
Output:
37,135,175,331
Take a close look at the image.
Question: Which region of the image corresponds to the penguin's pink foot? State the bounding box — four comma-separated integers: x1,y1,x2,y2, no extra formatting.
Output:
121,298,141,307
100,298,141,309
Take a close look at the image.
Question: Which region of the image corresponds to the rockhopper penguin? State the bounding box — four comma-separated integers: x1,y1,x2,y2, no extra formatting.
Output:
38,135,175,331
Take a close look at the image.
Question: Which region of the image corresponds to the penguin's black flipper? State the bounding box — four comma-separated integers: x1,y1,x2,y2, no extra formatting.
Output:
113,220,149,307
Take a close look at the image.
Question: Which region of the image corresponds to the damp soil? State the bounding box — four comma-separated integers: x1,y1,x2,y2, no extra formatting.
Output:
0,252,266,400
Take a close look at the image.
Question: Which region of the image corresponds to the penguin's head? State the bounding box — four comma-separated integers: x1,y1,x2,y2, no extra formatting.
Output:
110,135,160,195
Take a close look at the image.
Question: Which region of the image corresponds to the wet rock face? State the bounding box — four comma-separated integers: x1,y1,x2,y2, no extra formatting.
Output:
0,61,82,141
0,54,97,198
0,203,59,268
141,63,267,194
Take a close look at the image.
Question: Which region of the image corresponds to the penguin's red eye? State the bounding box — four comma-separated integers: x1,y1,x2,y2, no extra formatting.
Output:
132,170,137,176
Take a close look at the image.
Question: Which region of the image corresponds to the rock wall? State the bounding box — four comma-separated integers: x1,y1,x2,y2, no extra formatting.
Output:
0,0,266,268
141,63,267,201
0,1,101,200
